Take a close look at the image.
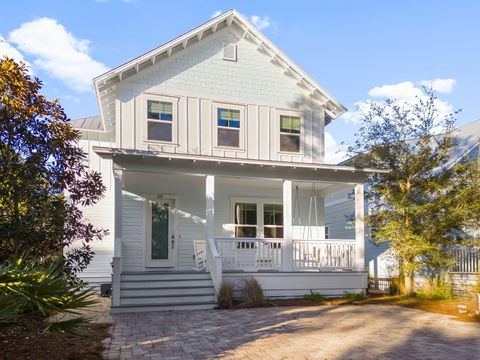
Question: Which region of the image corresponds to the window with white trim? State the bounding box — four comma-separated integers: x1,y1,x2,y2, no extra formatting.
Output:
279,114,301,152
147,100,173,142
234,202,257,238
217,108,240,147
232,199,283,239
325,225,329,239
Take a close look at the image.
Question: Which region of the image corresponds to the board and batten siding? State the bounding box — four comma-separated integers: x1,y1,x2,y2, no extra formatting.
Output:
115,26,326,164
121,176,326,272
77,136,115,287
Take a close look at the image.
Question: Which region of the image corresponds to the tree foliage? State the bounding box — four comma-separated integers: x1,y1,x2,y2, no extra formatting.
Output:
0,57,107,280
348,88,480,285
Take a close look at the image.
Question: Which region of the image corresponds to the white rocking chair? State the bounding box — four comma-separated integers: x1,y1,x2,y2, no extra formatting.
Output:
193,240,207,271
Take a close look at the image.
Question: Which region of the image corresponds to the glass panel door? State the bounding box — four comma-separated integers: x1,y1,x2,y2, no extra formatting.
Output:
147,199,175,267
151,202,169,260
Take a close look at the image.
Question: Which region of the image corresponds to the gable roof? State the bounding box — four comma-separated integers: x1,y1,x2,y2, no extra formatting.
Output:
93,9,347,132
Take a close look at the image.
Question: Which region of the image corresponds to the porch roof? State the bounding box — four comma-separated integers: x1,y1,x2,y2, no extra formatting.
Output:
94,146,387,183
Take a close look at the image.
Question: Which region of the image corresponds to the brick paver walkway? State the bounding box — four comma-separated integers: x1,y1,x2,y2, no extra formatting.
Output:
96,299,480,359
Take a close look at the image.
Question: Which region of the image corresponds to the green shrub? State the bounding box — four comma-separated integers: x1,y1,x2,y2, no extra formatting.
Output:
304,290,326,302
0,257,96,335
240,278,267,307
218,281,234,309
415,276,454,300
344,291,368,301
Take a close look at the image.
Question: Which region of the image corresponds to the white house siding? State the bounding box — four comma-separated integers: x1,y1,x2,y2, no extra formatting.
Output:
120,174,327,272
325,188,389,277
115,26,325,164
77,134,115,287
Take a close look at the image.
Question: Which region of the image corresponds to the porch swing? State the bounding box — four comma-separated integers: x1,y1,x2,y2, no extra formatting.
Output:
293,183,321,240
293,183,322,267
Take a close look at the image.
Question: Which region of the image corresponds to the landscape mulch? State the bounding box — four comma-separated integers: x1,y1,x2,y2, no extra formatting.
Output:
0,317,110,360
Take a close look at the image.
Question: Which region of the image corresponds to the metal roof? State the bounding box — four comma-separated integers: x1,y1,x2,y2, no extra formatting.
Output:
70,115,104,131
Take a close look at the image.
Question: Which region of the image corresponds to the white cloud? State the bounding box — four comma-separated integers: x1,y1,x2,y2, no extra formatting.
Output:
250,15,274,30
368,81,422,99
418,78,456,93
0,35,30,67
325,131,348,164
342,79,456,125
211,10,222,18
210,11,277,31
8,18,109,92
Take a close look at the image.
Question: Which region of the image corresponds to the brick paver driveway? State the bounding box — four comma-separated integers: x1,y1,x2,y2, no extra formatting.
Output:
101,303,480,360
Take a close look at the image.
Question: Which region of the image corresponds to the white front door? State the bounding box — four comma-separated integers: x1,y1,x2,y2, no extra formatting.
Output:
146,199,176,267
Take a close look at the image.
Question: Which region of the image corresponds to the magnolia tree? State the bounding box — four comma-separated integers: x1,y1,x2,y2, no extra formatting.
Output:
0,58,107,280
347,88,480,293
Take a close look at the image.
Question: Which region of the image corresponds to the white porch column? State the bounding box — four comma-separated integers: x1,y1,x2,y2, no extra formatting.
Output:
112,167,123,307
205,175,215,242
283,179,293,271
355,183,365,272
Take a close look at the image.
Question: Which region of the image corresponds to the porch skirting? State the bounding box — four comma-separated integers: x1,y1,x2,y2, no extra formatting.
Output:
223,271,368,298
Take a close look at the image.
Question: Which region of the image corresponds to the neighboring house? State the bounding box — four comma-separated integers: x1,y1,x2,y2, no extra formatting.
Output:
72,9,383,312
325,119,480,288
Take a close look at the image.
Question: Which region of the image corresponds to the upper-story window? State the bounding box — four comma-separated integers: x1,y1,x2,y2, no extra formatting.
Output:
147,100,173,142
279,114,301,152
217,108,240,148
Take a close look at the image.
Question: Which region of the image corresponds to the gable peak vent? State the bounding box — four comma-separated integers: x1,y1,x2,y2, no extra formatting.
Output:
223,43,237,61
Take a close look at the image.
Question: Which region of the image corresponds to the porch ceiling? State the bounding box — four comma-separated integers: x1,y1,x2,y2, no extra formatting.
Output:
94,146,386,184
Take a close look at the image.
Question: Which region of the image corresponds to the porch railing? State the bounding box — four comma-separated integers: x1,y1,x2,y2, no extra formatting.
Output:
215,238,284,271
293,239,356,270
213,238,356,271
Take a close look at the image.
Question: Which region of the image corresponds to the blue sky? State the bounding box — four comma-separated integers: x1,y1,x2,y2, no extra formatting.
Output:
1,0,479,162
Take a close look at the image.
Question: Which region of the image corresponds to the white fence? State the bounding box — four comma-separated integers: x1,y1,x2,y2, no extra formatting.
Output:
214,238,356,271
451,247,479,273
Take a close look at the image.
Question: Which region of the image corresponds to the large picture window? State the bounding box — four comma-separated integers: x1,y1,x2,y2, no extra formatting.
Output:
232,199,284,239
279,114,301,152
217,108,240,147
147,100,173,142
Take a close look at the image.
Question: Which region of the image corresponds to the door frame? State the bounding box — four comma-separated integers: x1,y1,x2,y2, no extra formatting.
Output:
144,194,179,268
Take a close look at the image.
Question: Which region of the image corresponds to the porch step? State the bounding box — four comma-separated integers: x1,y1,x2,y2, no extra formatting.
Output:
111,302,217,313
117,271,217,312
121,279,214,289
121,286,215,297
121,272,211,282
121,294,216,306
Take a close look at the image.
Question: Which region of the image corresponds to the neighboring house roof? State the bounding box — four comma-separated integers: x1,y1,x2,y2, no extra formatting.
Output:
444,119,480,168
92,9,347,132
339,118,480,167
70,115,104,132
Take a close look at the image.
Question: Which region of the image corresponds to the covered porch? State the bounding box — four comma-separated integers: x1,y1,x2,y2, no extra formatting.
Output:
95,147,379,302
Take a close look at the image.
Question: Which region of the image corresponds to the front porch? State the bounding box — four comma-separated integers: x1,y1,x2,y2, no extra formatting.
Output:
97,149,375,309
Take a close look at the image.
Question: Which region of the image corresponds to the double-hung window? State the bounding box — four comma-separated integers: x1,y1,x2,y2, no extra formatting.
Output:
147,100,173,142
217,108,240,147
232,200,284,239
263,204,284,238
279,115,301,152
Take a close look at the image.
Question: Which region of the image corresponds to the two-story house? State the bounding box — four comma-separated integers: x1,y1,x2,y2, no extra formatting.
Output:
73,9,383,313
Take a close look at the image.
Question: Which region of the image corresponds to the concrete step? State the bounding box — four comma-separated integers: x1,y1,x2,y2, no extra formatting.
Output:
121,272,211,282
120,294,216,306
111,302,217,313
120,279,214,289
120,286,215,297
